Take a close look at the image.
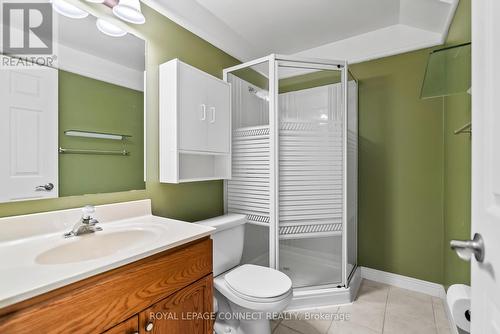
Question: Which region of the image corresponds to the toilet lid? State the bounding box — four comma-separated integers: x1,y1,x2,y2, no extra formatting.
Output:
224,264,292,299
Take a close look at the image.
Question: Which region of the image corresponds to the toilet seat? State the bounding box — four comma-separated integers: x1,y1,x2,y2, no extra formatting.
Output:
224,264,292,299
225,283,291,303
214,264,293,312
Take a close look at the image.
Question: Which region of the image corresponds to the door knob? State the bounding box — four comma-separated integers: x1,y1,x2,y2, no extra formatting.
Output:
451,233,485,262
35,183,54,191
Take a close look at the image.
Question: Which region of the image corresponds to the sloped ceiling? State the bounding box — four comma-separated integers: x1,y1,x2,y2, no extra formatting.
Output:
143,0,459,63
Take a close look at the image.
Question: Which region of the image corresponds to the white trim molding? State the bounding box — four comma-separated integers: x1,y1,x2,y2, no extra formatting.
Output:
444,298,460,334
58,44,144,91
360,267,446,298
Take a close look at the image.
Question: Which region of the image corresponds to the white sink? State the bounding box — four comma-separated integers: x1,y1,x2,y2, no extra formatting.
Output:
35,229,156,264
0,200,215,309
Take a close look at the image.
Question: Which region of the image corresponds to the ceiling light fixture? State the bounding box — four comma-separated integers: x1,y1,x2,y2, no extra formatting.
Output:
51,0,89,19
112,0,145,24
96,18,127,37
51,0,145,37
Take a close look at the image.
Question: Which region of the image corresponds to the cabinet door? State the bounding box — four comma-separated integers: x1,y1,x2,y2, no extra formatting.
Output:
139,275,213,334
178,64,208,152
206,79,230,153
102,316,139,334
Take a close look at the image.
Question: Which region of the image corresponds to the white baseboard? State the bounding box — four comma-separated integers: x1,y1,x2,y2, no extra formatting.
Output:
360,267,460,334
360,267,446,298
444,297,460,334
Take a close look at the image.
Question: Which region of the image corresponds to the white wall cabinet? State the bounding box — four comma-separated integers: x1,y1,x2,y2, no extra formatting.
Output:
159,59,231,183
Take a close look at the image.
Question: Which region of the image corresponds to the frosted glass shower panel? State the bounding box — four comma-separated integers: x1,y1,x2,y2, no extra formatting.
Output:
280,236,342,287
278,67,344,287
227,62,270,266
228,64,269,129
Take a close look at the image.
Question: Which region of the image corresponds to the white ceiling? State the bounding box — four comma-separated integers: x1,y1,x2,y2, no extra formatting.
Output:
58,15,145,71
144,0,459,64
195,0,400,55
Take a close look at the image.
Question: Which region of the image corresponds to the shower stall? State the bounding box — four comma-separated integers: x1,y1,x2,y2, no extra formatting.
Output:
223,55,359,309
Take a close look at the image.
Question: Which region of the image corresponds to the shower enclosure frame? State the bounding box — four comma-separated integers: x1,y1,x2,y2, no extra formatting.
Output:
223,54,359,307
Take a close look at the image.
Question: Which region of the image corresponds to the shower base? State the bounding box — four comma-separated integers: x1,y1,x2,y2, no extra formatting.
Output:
279,244,342,288
280,245,360,311
285,267,361,311
249,244,361,311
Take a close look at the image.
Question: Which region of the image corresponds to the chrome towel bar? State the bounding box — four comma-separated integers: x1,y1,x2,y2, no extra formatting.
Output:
58,147,129,156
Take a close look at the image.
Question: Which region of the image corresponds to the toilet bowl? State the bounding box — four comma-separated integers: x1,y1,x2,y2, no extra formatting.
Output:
198,214,292,334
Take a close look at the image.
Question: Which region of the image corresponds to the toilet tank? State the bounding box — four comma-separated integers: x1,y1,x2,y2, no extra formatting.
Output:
198,214,246,276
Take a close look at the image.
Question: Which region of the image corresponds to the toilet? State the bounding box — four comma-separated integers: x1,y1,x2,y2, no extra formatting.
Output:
199,214,292,334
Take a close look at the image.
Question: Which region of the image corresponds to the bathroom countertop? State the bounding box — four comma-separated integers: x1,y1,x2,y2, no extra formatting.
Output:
0,213,214,309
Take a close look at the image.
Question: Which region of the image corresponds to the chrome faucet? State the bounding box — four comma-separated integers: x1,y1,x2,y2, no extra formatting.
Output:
63,205,102,238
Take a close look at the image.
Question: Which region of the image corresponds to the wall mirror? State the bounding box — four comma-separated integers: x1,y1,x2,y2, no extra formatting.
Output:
0,13,146,203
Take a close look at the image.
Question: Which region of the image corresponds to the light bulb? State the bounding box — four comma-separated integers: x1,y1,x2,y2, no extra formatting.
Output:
51,0,89,19
113,0,145,24
96,18,127,37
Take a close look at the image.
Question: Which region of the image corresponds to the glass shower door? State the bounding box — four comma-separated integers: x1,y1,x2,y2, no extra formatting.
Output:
276,63,345,288
224,55,358,292
225,60,271,268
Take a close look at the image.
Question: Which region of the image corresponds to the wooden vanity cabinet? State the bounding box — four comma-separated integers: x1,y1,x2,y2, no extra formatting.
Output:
103,316,139,334
138,275,213,334
0,238,213,334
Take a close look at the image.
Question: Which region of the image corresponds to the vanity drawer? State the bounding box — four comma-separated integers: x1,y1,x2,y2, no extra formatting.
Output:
0,237,212,334
103,316,139,334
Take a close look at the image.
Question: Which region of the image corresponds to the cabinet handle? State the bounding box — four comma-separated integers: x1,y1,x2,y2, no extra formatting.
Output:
200,104,206,121
210,107,216,123
145,321,154,332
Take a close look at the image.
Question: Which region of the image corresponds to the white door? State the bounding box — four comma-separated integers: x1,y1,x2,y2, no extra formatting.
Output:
470,0,500,332
207,79,230,153
0,61,58,202
179,63,208,152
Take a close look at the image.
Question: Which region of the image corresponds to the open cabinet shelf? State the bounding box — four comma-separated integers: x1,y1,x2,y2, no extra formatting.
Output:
178,152,231,183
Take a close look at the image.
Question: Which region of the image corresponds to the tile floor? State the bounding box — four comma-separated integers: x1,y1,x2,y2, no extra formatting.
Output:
272,279,452,334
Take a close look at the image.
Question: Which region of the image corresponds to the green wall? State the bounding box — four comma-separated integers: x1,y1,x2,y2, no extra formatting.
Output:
231,67,269,90
352,0,471,285
442,0,471,287
58,70,145,197
351,51,445,283
0,3,239,221
279,70,341,93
